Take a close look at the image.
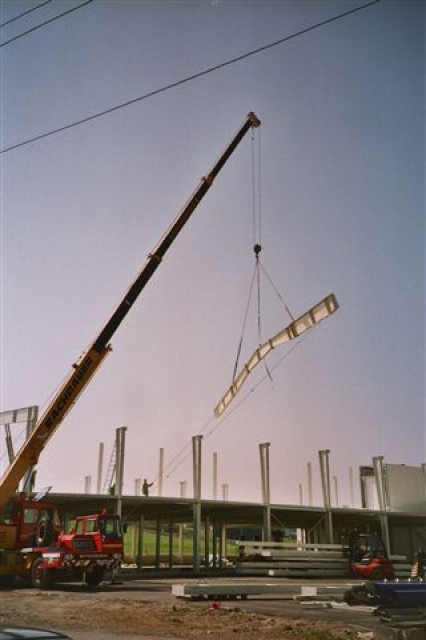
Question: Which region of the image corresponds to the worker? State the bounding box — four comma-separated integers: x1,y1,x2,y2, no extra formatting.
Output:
142,479,153,497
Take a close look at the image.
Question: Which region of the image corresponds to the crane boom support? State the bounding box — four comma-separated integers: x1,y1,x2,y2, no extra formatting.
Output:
0,112,260,509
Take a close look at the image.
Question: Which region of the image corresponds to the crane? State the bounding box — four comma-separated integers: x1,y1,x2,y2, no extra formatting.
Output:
0,112,261,509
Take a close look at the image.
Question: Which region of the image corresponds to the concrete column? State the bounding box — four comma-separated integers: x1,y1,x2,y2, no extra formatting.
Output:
178,524,184,564
212,520,218,567
193,502,201,574
318,449,333,543
97,442,104,494
422,464,426,502
137,513,144,569
192,435,203,574
204,517,210,568
115,426,127,517
373,456,386,511
213,452,218,500
221,523,227,560
158,448,164,497
307,461,313,506
259,442,271,504
349,466,355,508
373,456,390,555
333,476,339,507
131,522,137,562
84,476,92,494
168,520,174,569
259,442,271,541
192,436,202,500
155,518,161,570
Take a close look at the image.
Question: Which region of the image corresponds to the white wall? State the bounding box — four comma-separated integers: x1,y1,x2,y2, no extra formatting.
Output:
385,464,426,513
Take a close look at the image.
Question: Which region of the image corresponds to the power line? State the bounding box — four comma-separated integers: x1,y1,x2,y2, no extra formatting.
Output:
0,0,53,29
0,0,93,48
0,0,380,155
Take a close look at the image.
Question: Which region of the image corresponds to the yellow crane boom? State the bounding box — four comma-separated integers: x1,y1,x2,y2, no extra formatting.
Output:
0,112,261,508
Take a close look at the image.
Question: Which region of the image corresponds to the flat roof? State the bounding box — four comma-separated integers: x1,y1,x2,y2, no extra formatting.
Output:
36,492,426,531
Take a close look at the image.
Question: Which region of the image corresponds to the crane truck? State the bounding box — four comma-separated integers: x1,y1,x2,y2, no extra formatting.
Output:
0,112,261,588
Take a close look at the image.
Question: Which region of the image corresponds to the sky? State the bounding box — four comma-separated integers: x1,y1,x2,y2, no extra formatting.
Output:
0,0,424,508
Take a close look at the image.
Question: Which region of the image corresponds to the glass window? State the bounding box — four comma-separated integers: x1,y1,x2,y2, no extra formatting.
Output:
99,517,120,536
75,520,84,535
23,508,40,524
85,519,98,533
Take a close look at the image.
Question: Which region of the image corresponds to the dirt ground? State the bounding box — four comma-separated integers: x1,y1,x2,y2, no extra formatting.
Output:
0,586,360,639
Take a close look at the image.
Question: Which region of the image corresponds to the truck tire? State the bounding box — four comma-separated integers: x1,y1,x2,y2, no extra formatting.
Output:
85,567,105,587
31,557,55,589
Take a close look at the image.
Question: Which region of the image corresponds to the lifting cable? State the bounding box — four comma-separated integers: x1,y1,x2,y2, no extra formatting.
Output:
232,127,260,382
232,125,295,387
145,131,323,489
252,124,263,355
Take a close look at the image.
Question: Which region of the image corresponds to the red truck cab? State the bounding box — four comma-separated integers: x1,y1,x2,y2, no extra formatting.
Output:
1,498,124,589
32,511,124,588
60,512,123,554
0,495,62,551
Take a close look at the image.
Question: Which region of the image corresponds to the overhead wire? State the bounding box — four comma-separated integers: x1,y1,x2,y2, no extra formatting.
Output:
2,0,374,492
0,0,381,155
0,0,53,29
0,0,93,49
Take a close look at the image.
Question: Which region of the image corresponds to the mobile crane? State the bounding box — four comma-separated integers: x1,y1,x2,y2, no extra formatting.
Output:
0,112,261,588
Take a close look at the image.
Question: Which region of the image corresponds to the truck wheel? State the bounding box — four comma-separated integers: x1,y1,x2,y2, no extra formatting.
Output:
85,567,105,587
31,557,55,589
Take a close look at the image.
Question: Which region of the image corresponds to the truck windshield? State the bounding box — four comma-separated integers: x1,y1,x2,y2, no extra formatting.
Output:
99,517,121,537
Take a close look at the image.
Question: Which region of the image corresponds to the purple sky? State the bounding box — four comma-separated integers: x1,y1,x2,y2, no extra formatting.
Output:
0,0,424,506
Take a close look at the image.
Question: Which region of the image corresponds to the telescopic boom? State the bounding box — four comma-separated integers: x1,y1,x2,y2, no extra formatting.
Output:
0,112,261,508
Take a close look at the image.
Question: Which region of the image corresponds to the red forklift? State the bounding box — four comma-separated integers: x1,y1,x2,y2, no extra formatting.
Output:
343,529,394,580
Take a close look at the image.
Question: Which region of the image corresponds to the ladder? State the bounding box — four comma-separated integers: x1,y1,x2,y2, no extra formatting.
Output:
103,441,116,493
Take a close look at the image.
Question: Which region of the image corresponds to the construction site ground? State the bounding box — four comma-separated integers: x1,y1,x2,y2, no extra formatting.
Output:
0,574,383,639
